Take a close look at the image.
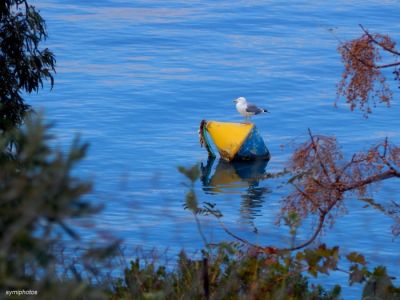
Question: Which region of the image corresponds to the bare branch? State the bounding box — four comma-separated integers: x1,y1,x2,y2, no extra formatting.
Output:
281,211,327,252
338,38,399,69
376,61,400,69
217,219,265,252
359,24,400,56
292,183,322,211
308,129,332,183
342,170,399,192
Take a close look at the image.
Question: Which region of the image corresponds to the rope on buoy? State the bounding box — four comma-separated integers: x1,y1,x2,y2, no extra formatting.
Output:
199,120,216,158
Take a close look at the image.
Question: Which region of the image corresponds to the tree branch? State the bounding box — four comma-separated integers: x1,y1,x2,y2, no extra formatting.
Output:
375,61,400,69
359,24,400,56
216,219,265,252
280,212,327,252
308,129,332,183
293,183,322,212
342,170,399,192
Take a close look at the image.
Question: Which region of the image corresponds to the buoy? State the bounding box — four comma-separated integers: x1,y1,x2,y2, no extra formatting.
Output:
199,120,270,161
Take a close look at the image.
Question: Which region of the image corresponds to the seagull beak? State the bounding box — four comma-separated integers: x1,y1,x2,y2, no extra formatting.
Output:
233,99,237,103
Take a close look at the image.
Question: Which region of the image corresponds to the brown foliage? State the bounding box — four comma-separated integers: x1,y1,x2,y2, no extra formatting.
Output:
280,131,400,251
287,134,344,217
337,26,400,116
214,131,400,252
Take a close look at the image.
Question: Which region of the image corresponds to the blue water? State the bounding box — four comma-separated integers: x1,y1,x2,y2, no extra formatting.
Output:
31,0,400,298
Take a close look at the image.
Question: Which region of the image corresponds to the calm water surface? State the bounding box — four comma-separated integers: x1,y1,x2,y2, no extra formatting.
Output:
31,0,400,297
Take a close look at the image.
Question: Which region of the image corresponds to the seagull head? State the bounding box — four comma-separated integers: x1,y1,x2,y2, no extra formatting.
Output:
233,97,247,104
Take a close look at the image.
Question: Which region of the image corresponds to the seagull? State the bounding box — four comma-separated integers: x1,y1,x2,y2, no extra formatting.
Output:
233,97,269,122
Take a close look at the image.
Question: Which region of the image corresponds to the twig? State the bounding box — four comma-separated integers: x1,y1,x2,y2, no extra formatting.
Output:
336,154,357,182
292,183,323,213
308,129,332,183
359,24,400,56
339,26,400,69
281,212,327,252
194,213,209,249
217,219,265,252
375,61,400,69
377,140,400,176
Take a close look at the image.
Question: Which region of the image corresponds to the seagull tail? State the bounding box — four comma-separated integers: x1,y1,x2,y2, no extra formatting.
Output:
263,108,270,113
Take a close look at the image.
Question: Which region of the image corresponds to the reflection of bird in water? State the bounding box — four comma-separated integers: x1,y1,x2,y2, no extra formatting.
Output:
200,158,270,230
234,97,269,122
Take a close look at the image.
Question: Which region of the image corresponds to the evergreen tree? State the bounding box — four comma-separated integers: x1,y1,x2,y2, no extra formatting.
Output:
0,0,55,132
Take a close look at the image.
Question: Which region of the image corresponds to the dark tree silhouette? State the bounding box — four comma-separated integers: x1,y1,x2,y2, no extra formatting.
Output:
0,0,55,132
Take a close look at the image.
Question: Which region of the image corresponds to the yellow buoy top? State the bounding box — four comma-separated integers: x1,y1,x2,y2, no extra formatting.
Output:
205,121,253,161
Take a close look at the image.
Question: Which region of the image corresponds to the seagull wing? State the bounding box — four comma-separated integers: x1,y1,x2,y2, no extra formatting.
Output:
246,103,265,115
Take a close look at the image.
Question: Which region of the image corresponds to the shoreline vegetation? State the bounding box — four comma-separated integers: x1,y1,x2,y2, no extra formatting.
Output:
1,1,399,299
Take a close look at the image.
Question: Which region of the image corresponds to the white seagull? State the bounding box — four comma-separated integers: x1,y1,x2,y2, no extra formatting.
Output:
233,97,269,122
